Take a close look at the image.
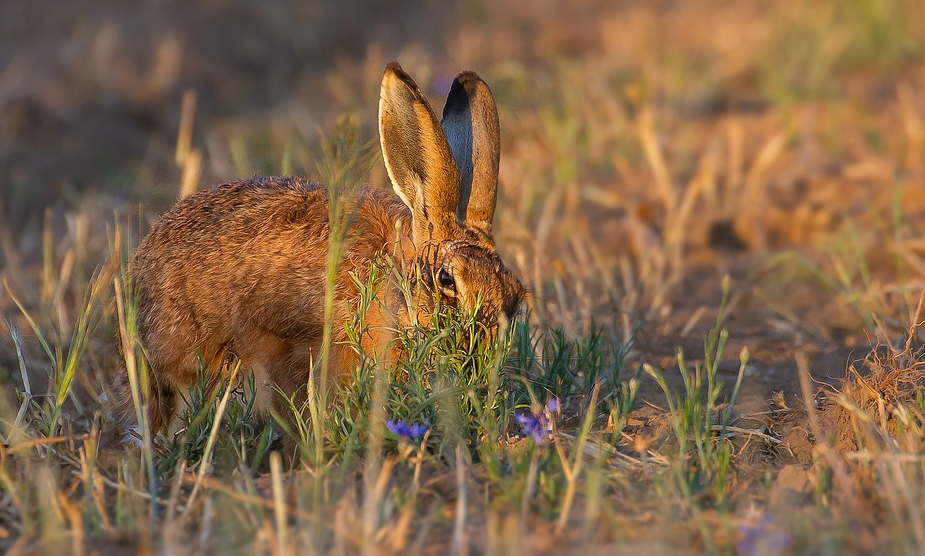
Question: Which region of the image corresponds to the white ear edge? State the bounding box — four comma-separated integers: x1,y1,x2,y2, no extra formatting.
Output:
378,95,411,211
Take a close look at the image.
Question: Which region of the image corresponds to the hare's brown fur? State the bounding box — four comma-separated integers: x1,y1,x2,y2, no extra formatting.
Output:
124,178,418,432
116,63,525,437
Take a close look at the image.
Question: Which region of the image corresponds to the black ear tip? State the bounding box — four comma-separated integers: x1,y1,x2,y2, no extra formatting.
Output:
384,62,426,101
385,62,414,87
446,71,489,109
449,71,494,107
454,70,483,86
445,78,470,110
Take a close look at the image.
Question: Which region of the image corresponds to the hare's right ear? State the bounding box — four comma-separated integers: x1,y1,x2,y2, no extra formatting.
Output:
441,71,500,237
379,62,460,245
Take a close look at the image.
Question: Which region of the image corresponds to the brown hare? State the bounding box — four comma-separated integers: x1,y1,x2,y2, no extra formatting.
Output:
117,62,525,436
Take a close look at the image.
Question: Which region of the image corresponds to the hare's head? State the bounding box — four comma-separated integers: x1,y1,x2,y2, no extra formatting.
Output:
379,62,525,329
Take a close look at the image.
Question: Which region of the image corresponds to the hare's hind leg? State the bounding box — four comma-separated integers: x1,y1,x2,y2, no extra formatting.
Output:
110,362,180,443
149,344,237,437
147,376,180,437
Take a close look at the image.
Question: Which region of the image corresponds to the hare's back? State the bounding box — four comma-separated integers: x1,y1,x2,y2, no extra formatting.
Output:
133,177,333,289
131,177,409,349
136,177,329,251
131,178,335,344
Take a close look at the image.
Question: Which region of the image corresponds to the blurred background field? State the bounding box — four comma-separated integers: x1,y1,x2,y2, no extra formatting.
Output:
2,0,925,553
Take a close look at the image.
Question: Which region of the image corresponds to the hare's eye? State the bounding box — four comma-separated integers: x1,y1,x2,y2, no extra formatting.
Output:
438,268,456,291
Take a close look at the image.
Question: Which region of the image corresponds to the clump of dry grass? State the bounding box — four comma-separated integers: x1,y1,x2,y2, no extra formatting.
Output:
804,320,925,553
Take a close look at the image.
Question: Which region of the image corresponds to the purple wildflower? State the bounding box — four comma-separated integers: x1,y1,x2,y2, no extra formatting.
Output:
736,515,790,556
515,412,547,443
386,419,428,441
516,398,559,444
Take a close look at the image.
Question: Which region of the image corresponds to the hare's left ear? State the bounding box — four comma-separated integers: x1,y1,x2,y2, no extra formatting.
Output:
379,62,460,245
441,71,500,236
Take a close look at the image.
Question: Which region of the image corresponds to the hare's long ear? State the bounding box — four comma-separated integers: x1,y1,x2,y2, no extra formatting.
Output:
440,71,500,236
379,62,460,245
